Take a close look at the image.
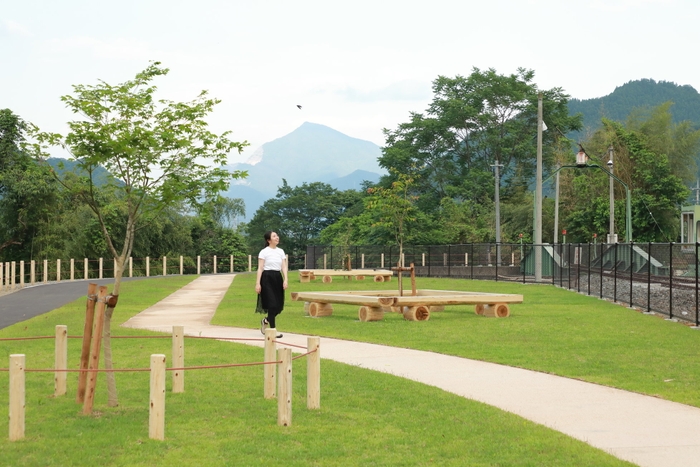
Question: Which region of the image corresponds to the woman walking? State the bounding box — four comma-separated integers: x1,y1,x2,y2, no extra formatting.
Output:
255,231,288,337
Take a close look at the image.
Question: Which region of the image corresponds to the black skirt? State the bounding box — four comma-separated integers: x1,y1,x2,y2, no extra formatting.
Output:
257,269,284,314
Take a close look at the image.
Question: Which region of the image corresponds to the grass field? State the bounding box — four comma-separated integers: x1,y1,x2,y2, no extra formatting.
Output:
2,272,689,465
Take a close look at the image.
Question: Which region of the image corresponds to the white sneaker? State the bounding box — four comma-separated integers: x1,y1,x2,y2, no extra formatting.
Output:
261,318,269,335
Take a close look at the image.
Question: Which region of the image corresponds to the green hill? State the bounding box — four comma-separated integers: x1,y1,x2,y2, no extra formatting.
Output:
568,79,700,138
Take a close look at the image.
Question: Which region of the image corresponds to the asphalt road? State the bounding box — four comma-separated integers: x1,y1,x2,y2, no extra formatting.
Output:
0,277,147,330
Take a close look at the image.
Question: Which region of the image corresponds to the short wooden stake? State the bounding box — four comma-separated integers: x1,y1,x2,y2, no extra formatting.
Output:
149,354,166,440
264,328,277,399
307,337,320,410
9,354,25,441
56,259,61,282
82,286,108,415
55,325,68,397
277,347,292,426
77,283,97,403
163,256,167,276
19,261,24,288
172,326,185,393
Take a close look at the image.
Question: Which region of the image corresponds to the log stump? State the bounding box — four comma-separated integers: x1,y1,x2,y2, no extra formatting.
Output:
373,275,385,282
300,273,311,283
356,275,365,280
322,275,333,283
403,305,430,321
475,304,485,315
305,302,334,317
358,306,385,322
481,303,510,318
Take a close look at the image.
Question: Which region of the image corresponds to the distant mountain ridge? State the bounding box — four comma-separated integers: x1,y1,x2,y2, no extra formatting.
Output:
224,122,384,217
568,79,700,138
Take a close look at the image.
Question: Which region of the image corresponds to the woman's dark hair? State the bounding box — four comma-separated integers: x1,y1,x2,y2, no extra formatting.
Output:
263,231,273,247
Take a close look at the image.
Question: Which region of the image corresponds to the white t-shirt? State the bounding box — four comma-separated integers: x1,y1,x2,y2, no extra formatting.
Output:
259,246,286,271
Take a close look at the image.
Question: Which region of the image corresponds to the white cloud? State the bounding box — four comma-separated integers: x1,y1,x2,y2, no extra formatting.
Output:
3,20,32,37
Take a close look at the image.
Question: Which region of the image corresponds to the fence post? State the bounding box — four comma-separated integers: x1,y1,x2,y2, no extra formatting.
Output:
149,354,166,441
613,243,618,302
180,256,183,275
56,259,60,282
248,255,251,272
19,261,24,289
172,326,185,393
31,260,35,284
213,255,217,274
647,242,652,313
84,258,88,280
629,242,634,307
197,256,201,275
381,253,384,269
43,259,48,283
113,258,117,278
55,325,68,397
129,257,133,278
362,253,365,269
146,256,150,277
277,347,292,427
230,255,233,273
9,354,25,441
307,337,320,410
99,257,103,279
70,258,75,281
264,328,277,399
323,253,327,269
669,242,674,320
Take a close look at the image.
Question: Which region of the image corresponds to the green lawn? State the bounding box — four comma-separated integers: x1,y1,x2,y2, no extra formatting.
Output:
0,274,660,466
215,272,700,407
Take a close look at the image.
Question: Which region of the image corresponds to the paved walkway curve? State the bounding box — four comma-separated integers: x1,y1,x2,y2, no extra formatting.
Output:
121,275,700,467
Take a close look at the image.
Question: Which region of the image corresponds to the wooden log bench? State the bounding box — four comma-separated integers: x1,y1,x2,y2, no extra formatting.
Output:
298,269,393,284
291,289,523,322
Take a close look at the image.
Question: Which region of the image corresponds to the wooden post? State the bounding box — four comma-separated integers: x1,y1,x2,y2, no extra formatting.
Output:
55,325,68,397
129,257,133,277
10,261,15,289
146,256,150,277
172,326,184,393
264,328,277,399
361,253,365,269
323,254,327,269
56,259,61,282
422,253,426,267
82,286,108,415
381,253,385,268
149,354,166,440
163,256,167,276
99,257,103,279
19,261,24,288
84,258,88,280
0,261,3,290
113,258,117,278
213,255,217,274
248,255,251,272
180,256,183,275
77,283,97,403
9,354,25,441
307,337,320,410
230,255,234,273
277,347,292,427
70,258,75,280
30,260,35,284
43,259,48,283
197,256,201,275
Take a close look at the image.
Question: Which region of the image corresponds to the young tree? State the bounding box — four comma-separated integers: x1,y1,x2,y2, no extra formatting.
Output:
28,62,248,406
366,171,417,293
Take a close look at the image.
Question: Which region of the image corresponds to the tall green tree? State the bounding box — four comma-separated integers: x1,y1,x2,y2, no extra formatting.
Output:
246,181,361,261
0,109,60,259
28,62,248,406
380,68,582,217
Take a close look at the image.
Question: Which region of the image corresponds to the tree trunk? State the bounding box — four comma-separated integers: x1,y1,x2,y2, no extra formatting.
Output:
103,255,125,407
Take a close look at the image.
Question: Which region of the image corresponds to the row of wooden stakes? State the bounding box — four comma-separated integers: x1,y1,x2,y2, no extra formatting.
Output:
6,325,321,441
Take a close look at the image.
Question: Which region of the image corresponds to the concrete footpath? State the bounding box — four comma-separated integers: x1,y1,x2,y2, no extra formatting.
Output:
122,275,700,467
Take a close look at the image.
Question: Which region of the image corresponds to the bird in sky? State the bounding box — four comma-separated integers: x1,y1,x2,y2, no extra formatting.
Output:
296,105,302,110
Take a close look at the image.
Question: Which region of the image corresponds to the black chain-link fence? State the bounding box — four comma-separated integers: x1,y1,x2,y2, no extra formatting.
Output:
306,243,700,326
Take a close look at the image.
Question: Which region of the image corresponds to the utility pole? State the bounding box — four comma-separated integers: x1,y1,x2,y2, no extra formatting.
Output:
492,159,504,265
607,145,615,243
535,94,543,282
553,166,560,244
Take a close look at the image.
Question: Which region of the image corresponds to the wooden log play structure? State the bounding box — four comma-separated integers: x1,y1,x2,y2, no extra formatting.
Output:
292,289,523,322
299,268,393,283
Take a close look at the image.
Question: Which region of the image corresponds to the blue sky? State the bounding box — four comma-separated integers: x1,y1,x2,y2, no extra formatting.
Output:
3,0,698,163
